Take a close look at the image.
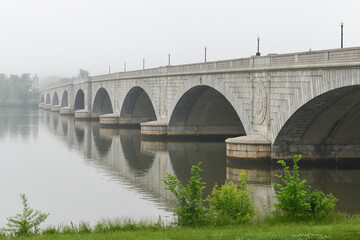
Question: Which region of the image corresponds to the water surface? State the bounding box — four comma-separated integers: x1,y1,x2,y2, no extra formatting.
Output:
0,109,359,227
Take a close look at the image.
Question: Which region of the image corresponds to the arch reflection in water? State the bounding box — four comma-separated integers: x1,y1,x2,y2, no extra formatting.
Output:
120,129,155,174
226,159,360,215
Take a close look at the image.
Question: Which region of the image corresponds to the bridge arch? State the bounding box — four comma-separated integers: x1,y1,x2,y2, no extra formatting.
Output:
52,92,59,106
273,85,360,158
40,94,44,103
74,89,85,110
45,93,51,104
168,85,246,138
92,87,113,115
119,86,156,126
61,90,69,107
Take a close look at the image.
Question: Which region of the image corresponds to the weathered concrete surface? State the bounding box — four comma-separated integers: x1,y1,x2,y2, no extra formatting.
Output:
50,105,61,112
99,113,120,128
44,104,52,111
40,47,360,161
141,121,167,139
60,107,74,116
226,135,271,160
74,109,92,120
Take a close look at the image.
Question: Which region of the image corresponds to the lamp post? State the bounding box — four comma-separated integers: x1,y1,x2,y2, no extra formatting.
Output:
143,59,145,70
341,22,344,48
256,36,261,56
205,46,207,62
124,62,126,72
168,54,171,66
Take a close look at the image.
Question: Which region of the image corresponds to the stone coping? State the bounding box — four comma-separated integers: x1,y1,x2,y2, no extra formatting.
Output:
225,135,271,145
140,120,167,126
99,113,120,118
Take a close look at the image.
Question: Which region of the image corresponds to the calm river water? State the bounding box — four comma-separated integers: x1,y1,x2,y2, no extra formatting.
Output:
0,109,359,226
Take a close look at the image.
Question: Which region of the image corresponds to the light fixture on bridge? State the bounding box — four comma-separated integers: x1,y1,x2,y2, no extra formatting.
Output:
168,54,171,66
256,36,261,56
341,22,344,48
205,46,207,62
124,62,126,72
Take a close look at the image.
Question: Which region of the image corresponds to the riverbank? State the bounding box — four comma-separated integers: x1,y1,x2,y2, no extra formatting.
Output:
4,214,360,240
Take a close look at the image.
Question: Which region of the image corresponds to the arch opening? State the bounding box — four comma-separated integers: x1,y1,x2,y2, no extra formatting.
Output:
52,92,59,106
61,90,69,107
168,86,246,140
92,88,113,115
119,87,156,127
45,93,51,104
273,85,360,160
40,95,44,103
74,89,85,110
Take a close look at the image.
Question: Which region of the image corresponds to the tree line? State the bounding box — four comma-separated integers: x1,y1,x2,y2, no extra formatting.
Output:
0,73,40,106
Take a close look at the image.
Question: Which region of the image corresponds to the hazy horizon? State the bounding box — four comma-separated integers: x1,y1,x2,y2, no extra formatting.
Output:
1,0,359,81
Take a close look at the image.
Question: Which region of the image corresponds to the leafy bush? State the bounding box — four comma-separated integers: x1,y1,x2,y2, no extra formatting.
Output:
208,172,256,224
4,194,49,236
309,190,337,220
273,155,337,220
162,162,211,226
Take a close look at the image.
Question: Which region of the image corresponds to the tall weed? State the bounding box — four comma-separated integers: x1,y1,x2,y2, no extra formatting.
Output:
273,155,337,221
162,162,211,226
208,172,256,224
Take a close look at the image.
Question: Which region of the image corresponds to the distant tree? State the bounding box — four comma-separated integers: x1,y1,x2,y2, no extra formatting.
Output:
0,74,10,103
78,69,89,78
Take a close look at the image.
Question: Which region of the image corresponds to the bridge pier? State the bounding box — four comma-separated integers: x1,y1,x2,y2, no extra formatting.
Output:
99,113,120,128
44,104,52,111
74,110,92,120
225,135,272,161
38,103,44,109
60,107,74,116
51,105,61,112
140,121,167,140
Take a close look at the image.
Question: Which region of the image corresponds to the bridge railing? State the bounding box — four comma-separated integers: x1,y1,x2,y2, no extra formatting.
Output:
41,77,86,91
43,47,360,89
89,47,360,82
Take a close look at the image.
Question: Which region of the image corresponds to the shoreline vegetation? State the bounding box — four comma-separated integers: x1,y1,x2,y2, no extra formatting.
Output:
1,156,358,239
0,73,40,109
1,214,360,240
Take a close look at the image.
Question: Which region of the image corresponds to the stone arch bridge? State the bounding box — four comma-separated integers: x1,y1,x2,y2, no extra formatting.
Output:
40,47,360,162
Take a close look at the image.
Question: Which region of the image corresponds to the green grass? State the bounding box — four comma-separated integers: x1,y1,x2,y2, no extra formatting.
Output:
3,214,360,240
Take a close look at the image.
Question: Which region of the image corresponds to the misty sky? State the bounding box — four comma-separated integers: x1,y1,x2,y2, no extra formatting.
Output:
1,0,359,79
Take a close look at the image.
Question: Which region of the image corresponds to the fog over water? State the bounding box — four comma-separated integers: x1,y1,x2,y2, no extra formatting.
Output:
1,0,360,79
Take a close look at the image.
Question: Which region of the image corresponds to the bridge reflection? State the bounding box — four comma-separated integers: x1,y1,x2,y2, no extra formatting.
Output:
41,111,360,215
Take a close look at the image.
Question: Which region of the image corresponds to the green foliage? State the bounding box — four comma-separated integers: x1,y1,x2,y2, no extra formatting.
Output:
309,190,338,220
0,73,39,105
273,155,337,221
162,162,211,226
4,194,49,236
208,172,256,224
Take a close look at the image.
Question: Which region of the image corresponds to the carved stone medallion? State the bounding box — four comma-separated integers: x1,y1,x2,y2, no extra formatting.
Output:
254,81,267,124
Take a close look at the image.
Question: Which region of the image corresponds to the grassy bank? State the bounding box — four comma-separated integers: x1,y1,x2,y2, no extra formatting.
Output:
3,214,360,240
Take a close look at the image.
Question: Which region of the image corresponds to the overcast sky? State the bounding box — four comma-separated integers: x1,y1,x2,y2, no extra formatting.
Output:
1,0,359,79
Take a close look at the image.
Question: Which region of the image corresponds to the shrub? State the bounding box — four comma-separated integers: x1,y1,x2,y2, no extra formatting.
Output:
4,194,49,236
208,172,256,224
309,190,337,220
162,162,211,226
273,155,337,220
